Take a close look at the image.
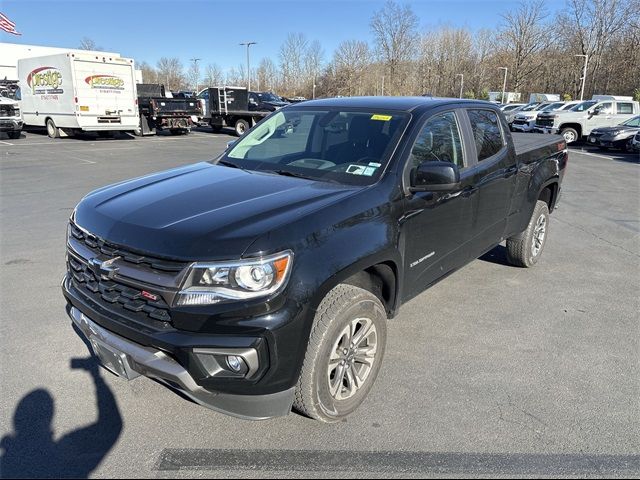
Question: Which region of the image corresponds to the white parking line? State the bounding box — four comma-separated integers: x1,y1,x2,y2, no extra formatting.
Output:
0,140,14,146
571,150,621,160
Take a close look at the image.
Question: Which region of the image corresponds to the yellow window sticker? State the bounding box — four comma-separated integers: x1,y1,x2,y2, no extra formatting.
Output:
79,106,89,111
371,114,392,121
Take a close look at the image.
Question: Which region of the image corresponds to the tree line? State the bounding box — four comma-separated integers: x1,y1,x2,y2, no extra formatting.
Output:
120,0,640,101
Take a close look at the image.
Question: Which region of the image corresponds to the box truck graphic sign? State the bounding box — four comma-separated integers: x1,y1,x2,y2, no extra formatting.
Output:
85,75,125,92
27,67,63,95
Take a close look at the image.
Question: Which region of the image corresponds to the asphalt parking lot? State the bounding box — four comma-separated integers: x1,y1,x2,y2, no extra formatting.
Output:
1,129,638,478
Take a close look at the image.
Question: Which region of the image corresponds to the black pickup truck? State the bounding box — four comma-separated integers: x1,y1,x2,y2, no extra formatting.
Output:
63,97,567,422
135,83,202,136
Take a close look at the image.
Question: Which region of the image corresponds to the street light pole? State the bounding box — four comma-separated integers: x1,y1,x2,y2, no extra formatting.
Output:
499,67,508,103
240,41,257,91
456,73,464,99
190,58,201,94
575,54,589,101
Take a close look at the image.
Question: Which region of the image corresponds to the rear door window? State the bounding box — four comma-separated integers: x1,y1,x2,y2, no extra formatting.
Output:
617,103,633,114
466,109,505,161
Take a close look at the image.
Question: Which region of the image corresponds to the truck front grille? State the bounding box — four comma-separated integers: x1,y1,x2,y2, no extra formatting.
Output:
536,117,554,127
68,253,172,323
69,222,185,272
0,105,17,117
513,119,529,125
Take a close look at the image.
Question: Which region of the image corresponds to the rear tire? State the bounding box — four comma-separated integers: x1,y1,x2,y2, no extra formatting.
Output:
294,284,387,423
506,200,550,268
560,127,579,144
46,119,59,139
234,118,250,137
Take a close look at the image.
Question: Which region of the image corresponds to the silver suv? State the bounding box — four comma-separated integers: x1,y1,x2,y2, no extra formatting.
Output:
535,96,640,143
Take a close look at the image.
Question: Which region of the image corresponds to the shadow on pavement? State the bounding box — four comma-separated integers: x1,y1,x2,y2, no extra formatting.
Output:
479,244,512,267
0,332,123,478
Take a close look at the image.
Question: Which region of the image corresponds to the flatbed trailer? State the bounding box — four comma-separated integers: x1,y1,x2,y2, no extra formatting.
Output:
198,86,269,136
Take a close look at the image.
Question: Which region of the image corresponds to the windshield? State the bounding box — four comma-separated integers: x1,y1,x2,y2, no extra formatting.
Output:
520,103,540,111
570,101,597,112
257,92,282,102
222,108,410,185
543,102,564,111
502,104,522,112
621,116,640,127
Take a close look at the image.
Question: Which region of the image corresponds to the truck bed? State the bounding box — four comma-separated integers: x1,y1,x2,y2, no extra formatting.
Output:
512,132,564,165
512,132,563,156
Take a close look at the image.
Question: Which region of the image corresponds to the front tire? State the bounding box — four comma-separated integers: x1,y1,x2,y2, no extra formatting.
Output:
7,131,21,139
294,284,387,423
560,127,579,144
506,200,550,268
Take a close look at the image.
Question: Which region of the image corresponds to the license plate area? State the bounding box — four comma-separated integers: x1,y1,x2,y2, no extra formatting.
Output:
89,336,139,380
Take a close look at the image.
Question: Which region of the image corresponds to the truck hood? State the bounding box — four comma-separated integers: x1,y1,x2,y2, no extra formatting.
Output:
0,96,18,106
74,162,359,261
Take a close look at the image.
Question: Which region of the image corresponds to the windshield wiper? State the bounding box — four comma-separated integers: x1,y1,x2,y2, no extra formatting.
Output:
216,159,252,173
265,169,343,185
266,169,315,180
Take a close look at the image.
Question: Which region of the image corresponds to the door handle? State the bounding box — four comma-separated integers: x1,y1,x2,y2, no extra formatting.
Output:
503,166,518,178
460,186,478,198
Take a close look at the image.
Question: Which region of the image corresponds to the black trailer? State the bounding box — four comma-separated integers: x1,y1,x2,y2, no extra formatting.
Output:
136,83,202,136
198,86,270,136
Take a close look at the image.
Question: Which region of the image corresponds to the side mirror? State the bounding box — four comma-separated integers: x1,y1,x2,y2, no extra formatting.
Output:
591,108,600,116
226,140,235,149
410,161,461,192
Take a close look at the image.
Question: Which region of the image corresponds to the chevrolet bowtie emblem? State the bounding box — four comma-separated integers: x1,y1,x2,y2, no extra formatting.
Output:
90,256,121,280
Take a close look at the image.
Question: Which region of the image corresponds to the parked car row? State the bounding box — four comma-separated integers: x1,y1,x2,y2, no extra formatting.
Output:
501,95,640,151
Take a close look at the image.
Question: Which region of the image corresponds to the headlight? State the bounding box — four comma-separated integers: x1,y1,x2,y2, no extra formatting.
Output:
176,250,293,306
610,130,622,136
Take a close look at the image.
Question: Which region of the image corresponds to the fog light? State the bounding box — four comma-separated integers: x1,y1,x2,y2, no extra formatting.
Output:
227,355,244,372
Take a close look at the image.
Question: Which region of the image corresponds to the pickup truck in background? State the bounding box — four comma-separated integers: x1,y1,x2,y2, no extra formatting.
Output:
535,95,640,143
135,83,202,136
249,91,290,112
198,86,270,136
63,98,567,423
0,82,22,139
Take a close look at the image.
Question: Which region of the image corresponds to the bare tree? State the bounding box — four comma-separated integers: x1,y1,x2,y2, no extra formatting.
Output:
333,40,370,96
137,61,158,84
370,0,419,95
156,57,185,91
202,63,224,87
498,0,549,92
257,58,280,92
186,61,201,93
279,33,309,95
78,37,102,51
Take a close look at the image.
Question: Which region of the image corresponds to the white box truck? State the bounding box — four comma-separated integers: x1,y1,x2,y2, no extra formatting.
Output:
17,52,139,138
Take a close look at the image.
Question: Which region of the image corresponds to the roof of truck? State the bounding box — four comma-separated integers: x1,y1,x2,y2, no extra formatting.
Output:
292,96,497,113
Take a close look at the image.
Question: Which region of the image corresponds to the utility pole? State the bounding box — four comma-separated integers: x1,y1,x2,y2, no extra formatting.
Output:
190,58,201,94
312,69,317,99
239,41,257,91
456,73,464,99
381,75,385,96
575,54,589,101
498,67,508,103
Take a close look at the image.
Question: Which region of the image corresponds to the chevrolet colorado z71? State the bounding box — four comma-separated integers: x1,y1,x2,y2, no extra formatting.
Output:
63,97,567,422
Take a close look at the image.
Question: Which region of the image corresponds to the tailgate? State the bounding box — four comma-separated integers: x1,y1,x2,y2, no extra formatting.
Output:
152,98,201,115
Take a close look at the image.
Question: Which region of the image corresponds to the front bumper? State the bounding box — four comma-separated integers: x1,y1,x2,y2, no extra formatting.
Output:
511,121,536,132
68,303,295,420
533,125,559,134
0,118,23,132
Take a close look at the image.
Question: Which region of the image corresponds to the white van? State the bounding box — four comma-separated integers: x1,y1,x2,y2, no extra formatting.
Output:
17,52,139,137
